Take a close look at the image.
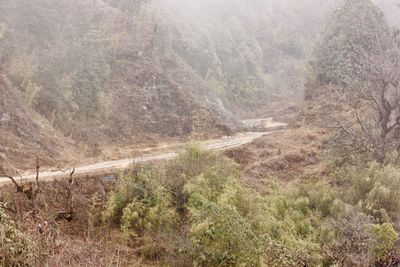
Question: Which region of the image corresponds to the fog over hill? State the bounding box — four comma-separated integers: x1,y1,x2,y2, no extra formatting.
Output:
0,0,398,169
374,0,400,26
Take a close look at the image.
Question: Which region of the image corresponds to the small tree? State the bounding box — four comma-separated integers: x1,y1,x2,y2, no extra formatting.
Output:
311,0,400,163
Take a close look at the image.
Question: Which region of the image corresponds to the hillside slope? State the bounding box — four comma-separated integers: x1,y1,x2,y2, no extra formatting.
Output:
0,75,77,169
0,0,333,169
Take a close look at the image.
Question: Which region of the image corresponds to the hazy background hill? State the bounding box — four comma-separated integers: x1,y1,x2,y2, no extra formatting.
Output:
0,0,354,169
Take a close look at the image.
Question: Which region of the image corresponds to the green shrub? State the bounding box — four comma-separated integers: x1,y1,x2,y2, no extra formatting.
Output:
120,194,178,243
104,146,267,265
184,154,261,266
188,203,260,266
253,180,347,266
103,166,178,258
103,148,400,267
177,143,221,179
368,223,398,262
340,163,400,222
0,207,37,267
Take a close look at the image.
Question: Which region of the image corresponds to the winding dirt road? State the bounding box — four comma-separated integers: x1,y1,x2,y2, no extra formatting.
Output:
0,131,275,184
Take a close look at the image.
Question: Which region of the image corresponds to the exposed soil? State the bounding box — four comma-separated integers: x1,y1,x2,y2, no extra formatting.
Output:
225,126,330,188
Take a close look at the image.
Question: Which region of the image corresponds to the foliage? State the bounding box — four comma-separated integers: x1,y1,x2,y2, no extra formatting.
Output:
0,206,37,266
260,164,400,266
104,146,262,265
260,181,341,266
322,162,400,265
103,166,178,259
311,0,400,163
105,0,149,14
368,223,398,261
103,145,400,266
314,0,389,84
187,203,260,266
337,163,400,222
0,0,332,142
183,149,261,266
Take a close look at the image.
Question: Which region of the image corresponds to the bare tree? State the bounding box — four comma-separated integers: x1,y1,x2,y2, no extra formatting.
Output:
51,168,76,222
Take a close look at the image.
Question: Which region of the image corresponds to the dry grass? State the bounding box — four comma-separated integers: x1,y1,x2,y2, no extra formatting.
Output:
0,174,154,267
1,125,329,266
225,127,329,188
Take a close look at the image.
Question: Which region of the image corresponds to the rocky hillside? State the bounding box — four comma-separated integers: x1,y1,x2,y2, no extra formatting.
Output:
148,0,334,119
0,0,333,169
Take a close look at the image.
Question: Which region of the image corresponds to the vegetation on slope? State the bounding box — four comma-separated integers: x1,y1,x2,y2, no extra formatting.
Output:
0,0,398,155
307,0,400,164
0,0,336,170
3,141,400,266
0,207,37,266
4,0,400,266
97,144,400,266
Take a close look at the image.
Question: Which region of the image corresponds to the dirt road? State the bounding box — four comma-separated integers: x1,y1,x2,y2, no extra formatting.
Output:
0,131,274,184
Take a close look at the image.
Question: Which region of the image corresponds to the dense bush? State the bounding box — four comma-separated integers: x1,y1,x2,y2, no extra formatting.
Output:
187,203,260,266
260,181,341,266
104,146,264,265
0,207,37,266
369,223,398,262
103,166,178,258
337,163,400,222
183,148,261,266
103,146,400,266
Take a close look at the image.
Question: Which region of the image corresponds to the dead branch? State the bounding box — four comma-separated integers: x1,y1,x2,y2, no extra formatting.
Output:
0,202,17,213
35,155,40,195
2,174,23,192
66,168,75,218
50,168,76,222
